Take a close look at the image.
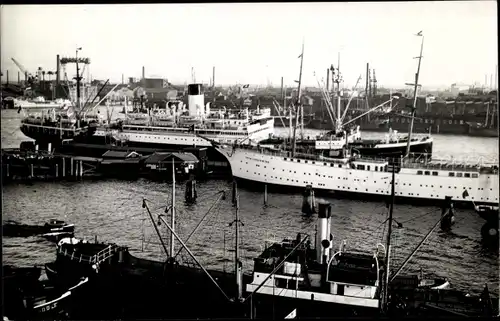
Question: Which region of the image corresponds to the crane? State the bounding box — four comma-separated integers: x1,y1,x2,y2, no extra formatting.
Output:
11,58,36,87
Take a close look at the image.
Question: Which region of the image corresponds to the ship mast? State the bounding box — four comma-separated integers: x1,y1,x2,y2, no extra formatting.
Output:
75,47,83,122
335,52,342,132
170,158,176,256
405,31,424,159
234,182,242,300
382,163,396,312
291,40,305,157
229,181,244,300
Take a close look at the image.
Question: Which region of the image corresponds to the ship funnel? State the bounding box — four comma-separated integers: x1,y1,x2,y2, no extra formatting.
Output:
316,201,333,264
205,102,211,116
188,83,204,117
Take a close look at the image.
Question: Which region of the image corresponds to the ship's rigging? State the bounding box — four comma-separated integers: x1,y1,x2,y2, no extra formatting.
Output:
404,31,425,159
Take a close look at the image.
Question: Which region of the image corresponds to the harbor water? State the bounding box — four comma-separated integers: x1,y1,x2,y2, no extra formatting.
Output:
2,108,499,297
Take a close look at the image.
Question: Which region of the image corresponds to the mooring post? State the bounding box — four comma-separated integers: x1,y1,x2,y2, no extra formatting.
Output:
62,158,66,178
302,185,316,215
232,180,237,206
264,184,268,206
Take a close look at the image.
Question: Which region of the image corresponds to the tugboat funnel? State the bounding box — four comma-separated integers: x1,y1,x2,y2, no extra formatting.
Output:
316,201,333,264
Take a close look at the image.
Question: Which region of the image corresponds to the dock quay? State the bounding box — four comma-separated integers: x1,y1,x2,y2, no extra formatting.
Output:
1,147,209,183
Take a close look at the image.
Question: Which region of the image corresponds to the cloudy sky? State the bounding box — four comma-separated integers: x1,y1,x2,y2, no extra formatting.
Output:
1,2,497,89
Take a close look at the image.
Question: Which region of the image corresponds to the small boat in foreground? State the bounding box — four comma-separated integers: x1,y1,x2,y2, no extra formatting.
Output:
3,265,89,320
3,219,75,238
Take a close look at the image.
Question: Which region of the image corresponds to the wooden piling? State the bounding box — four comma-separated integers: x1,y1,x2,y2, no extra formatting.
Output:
30,164,34,178
232,180,237,206
55,164,59,178
264,184,268,206
70,158,74,177
6,164,9,178
79,160,83,178
62,158,66,178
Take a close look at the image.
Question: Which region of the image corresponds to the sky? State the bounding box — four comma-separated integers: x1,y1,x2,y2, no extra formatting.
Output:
1,2,498,89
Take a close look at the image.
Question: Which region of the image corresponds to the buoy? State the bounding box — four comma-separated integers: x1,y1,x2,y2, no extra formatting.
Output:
302,185,316,215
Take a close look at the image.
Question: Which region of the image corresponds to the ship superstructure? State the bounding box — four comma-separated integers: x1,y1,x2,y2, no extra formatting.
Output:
98,83,275,149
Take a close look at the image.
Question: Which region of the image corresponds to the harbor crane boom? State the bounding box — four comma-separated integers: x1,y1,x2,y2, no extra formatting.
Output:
11,58,31,77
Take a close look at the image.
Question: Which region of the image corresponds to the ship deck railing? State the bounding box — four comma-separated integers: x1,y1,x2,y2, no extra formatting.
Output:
232,144,391,164
402,159,499,174
57,243,121,265
231,144,499,174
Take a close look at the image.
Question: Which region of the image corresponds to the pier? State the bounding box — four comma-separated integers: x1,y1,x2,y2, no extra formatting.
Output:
1,147,207,183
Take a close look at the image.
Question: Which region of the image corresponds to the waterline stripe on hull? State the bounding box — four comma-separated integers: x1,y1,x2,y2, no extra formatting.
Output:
246,284,380,308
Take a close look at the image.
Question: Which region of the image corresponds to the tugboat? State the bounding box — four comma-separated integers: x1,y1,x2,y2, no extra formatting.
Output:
245,201,449,318
245,201,385,318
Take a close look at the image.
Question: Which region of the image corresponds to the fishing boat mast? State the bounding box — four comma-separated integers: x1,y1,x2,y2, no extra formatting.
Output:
233,182,243,300
170,158,176,255
292,40,305,157
382,163,396,312
405,31,424,159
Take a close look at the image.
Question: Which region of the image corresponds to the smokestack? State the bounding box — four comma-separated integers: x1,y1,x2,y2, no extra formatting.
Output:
368,68,372,98
56,54,60,85
212,66,215,89
6,70,9,85
490,74,493,89
365,63,369,96
18,71,20,84
142,66,145,80
122,74,124,84
315,201,332,264
280,76,284,101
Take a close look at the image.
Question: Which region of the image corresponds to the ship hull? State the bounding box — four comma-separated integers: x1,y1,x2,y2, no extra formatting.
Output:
249,292,379,318
20,123,97,146
45,248,250,319
215,146,499,207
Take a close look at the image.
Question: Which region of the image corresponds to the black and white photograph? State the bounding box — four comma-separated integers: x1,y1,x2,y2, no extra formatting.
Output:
1,1,499,319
